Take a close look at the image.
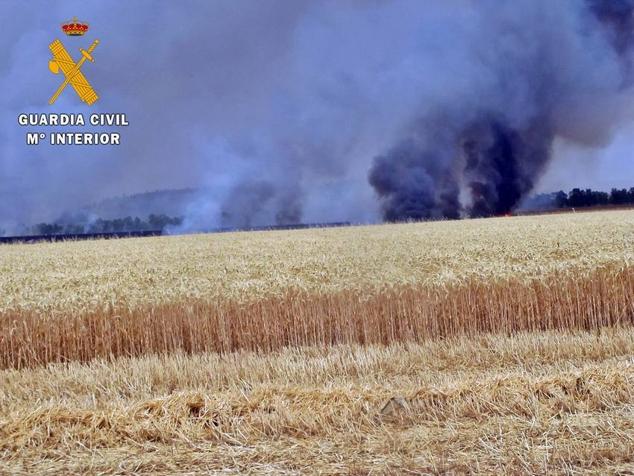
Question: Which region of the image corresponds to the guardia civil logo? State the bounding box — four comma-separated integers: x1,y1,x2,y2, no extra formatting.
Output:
48,17,100,105
17,17,126,146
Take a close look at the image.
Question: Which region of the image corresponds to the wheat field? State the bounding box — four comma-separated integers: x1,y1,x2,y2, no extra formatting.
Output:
2,330,634,474
1,210,632,314
1,209,634,473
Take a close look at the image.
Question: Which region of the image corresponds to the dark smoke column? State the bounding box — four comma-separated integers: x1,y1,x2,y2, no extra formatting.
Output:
369,1,634,221
369,133,461,220
461,120,553,217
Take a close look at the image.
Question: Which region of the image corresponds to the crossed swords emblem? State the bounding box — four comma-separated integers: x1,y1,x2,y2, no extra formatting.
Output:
48,39,100,105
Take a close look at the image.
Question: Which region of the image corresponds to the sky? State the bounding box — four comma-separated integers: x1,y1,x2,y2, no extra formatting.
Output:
537,125,634,193
0,0,633,231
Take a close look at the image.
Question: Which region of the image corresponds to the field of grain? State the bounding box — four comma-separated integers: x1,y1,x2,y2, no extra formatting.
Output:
1,210,634,473
1,210,632,314
1,330,633,474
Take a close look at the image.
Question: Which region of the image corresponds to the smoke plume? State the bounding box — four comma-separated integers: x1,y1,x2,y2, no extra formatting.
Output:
370,0,634,220
2,1,634,233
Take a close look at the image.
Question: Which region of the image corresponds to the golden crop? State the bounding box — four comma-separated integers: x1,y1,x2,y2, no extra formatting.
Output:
1,209,634,473
0,209,632,314
2,330,634,474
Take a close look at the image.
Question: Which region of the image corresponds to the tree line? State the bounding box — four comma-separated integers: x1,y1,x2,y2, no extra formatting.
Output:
8,187,634,237
522,187,634,211
29,214,183,236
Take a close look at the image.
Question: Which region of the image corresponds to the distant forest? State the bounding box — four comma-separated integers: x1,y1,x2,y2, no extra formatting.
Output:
3,187,633,237
27,214,183,236
521,188,634,211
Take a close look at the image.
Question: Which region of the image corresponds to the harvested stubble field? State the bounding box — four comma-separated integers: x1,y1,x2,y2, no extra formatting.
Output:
1,209,634,474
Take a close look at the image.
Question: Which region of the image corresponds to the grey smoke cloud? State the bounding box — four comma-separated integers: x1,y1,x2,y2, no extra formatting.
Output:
1,0,633,232
369,0,634,219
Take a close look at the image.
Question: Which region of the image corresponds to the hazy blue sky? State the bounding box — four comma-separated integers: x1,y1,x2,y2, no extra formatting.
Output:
1,0,633,230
